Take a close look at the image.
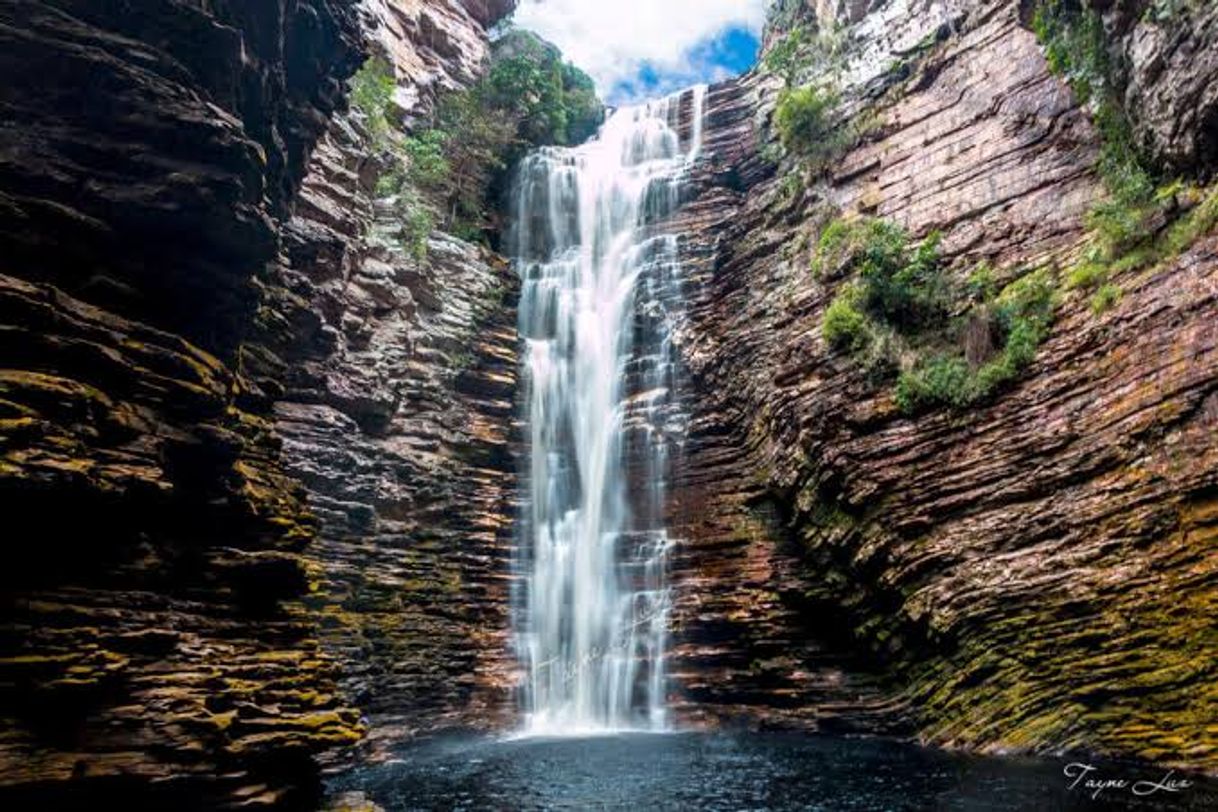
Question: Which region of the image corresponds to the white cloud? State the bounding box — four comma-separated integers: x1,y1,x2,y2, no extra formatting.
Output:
510,0,768,103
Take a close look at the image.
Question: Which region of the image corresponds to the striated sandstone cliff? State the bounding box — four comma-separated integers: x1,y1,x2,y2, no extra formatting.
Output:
258,0,521,750
0,0,371,806
1,0,525,802
3,0,1215,802
668,0,1217,772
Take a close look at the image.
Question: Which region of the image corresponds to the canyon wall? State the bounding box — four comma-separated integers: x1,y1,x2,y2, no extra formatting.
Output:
663,78,906,734
0,0,518,806
2,0,1216,803
669,0,1217,772
256,0,521,751
0,1,366,807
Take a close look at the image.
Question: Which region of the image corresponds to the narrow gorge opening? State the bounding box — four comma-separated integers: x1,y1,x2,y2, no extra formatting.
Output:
511,87,706,734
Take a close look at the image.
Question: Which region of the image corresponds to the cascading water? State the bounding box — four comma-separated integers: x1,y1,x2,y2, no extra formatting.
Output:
510,86,706,735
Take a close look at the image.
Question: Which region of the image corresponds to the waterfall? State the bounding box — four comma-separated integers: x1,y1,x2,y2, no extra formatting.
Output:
510,86,707,735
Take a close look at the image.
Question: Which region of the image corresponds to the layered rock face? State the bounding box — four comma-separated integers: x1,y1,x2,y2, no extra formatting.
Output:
668,0,1217,770
256,0,521,746
663,79,906,734
360,0,507,120
1,0,523,802
0,0,368,807
1109,0,1218,173
4,0,1215,801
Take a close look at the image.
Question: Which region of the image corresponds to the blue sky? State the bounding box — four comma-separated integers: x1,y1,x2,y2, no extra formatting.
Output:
511,0,767,105
609,26,761,103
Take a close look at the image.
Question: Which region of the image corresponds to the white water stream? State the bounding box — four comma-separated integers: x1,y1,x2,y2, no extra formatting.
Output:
511,86,706,735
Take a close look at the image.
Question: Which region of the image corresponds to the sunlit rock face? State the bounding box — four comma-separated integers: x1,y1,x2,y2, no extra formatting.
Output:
662,0,1218,771
360,0,516,120
658,74,909,736
1,0,1215,805
259,0,523,751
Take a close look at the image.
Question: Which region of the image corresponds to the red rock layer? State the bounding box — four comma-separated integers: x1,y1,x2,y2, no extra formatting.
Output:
666,0,1218,771
258,0,522,750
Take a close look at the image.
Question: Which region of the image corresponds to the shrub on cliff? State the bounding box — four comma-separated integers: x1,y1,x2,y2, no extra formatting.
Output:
814,217,948,331
823,283,869,352
1031,0,1218,304
894,356,973,411
775,85,845,166
817,215,1058,414
1090,282,1122,315
763,17,846,87
1032,1,1156,231
895,268,1056,413
813,217,904,278
429,93,519,236
350,31,604,249
350,57,398,151
861,229,948,330
764,24,809,83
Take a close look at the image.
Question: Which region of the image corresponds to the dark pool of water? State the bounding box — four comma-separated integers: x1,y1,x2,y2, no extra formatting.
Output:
330,731,1216,811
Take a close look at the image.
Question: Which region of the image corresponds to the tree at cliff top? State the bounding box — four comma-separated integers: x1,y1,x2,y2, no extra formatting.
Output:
760,10,865,179
487,28,603,150
351,29,603,250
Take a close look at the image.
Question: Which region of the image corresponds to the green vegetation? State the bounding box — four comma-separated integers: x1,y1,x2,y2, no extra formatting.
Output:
815,218,948,330
894,356,972,411
352,57,442,257
399,130,450,189
778,171,804,205
895,270,1055,412
761,19,855,176
1032,1,1218,311
1090,283,1122,315
1144,0,1205,22
774,85,847,167
1065,260,1107,291
1088,182,1218,282
389,193,435,260
1162,185,1218,254
1033,0,1157,239
763,23,809,83
860,228,947,330
350,56,397,150
965,262,997,301
814,215,903,277
762,22,846,85
764,0,813,42
822,283,868,352
817,217,1057,414
482,30,604,153
349,31,603,255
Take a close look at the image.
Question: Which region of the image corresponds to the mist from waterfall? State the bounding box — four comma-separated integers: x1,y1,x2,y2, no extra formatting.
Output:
510,86,706,735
